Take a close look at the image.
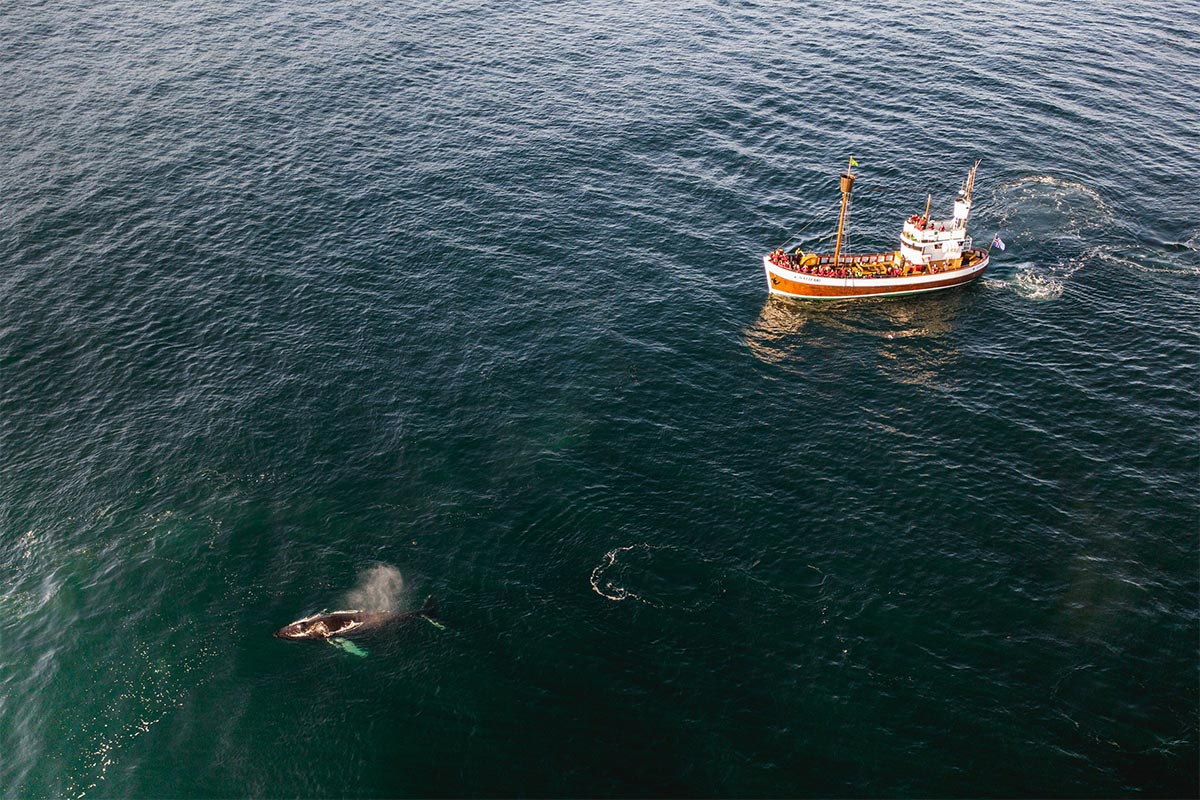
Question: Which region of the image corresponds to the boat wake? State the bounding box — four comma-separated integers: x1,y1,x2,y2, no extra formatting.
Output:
989,176,1198,284
991,175,1113,240
589,543,726,612
983,254,1087,301
1012,268,1066,301
982,176,1118,300
1093,244,1200,276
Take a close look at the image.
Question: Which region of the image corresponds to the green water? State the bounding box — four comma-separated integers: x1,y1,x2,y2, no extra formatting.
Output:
1,0,1197,796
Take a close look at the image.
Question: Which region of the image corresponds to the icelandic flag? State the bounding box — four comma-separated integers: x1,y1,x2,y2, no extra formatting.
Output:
992,233,1006,251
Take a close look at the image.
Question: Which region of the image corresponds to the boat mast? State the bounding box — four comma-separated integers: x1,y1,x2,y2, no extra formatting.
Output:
923,192,932,222
963,159,981,203
833,157,856,266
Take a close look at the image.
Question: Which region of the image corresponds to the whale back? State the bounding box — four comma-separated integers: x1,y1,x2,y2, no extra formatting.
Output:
274,610,395,640
275,598,437,641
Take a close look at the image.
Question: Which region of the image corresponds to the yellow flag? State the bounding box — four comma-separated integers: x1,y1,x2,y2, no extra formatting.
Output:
849,157,860,167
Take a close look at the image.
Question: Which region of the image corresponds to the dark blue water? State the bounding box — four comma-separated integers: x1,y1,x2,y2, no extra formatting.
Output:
2,1,1197,796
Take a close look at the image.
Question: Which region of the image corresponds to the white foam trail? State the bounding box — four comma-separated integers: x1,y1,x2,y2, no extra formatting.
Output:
1013,269,1064,301
343,564,405,611
995,174,1112,216
588,543,725,612
990,174,1115,241
1095,247,1200,276
590,544,651,603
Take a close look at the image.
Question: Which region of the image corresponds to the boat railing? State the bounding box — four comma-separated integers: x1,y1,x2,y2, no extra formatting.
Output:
770,247,985,275
904,224,963,243
815,252,891,266
768,252,894,269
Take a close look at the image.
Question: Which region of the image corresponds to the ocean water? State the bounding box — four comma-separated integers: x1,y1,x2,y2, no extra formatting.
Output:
1,1,1197,797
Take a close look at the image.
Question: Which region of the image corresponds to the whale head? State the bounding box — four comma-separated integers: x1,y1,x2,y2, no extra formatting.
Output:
273,614,331,640
274,611,367,641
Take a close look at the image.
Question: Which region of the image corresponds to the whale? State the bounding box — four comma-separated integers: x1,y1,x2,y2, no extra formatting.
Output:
274,597,441,655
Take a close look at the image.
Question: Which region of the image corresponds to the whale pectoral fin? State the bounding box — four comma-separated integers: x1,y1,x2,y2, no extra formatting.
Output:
328,637,369,657
421,616,446,631
341,640,369,657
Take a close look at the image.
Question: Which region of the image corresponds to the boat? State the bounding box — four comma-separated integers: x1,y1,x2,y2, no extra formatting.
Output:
763,160,991,300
